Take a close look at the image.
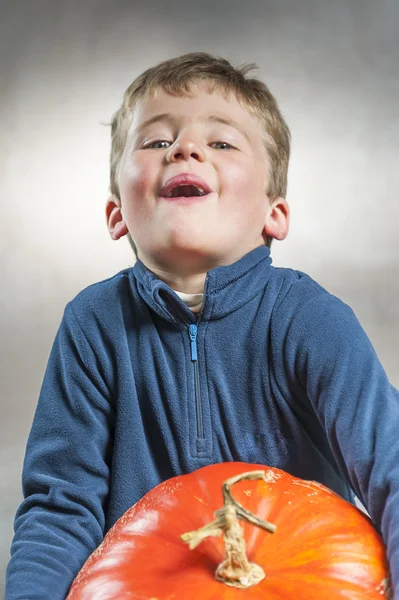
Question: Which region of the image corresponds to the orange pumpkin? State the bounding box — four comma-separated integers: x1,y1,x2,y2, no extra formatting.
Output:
66,462,391,599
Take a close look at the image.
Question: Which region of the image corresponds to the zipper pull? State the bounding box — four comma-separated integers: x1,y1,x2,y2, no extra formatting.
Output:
189,324,198,361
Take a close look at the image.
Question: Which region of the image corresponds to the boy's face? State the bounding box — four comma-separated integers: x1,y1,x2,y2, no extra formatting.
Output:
107,80,288,274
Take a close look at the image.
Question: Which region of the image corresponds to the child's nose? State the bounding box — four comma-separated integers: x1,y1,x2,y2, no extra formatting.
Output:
166,137,206,163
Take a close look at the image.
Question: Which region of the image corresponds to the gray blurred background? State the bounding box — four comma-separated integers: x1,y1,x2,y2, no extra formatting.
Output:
1,0,398,594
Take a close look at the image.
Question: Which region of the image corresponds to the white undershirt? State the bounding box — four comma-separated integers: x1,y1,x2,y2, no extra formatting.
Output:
174,290,204,314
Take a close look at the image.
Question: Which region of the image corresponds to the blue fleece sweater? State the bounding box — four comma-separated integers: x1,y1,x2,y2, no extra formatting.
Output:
5,246,399,599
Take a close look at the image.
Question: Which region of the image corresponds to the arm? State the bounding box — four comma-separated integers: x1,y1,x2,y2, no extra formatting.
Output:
5,303,115,600
275,287,399,597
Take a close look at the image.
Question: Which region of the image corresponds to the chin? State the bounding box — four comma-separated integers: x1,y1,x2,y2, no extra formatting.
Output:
163,231,212,253
153,240,221,271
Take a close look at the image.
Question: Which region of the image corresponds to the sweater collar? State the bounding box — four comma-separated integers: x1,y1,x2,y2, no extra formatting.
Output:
131,246,273,325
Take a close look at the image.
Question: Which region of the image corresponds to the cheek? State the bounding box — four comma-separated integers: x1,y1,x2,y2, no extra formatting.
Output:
221,160,266,200
120,156,156,199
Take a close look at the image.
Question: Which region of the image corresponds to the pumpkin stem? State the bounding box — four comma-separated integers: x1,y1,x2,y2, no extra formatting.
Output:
181,470,276,589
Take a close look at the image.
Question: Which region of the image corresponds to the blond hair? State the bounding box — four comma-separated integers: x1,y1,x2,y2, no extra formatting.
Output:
110,52,291,252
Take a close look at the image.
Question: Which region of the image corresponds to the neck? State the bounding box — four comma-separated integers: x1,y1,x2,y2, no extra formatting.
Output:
140,264,206,294
136,244,268,294
136,250,225,294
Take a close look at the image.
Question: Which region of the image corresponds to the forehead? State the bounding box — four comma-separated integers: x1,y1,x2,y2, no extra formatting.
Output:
129,81,263,139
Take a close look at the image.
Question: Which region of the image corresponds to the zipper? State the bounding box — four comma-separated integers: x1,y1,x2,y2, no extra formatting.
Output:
189,323,204,440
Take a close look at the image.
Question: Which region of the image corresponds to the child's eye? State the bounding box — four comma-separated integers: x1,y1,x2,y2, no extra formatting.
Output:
211,141,234,150
144,140,171,149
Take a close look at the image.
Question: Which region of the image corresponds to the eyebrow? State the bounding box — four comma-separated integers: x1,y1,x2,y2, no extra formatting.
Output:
134,112,251,142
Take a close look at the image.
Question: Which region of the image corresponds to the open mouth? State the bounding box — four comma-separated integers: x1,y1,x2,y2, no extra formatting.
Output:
163,184,210,199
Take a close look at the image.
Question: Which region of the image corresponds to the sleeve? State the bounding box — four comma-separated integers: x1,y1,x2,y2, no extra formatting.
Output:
5,302,115,600
278,290,399,598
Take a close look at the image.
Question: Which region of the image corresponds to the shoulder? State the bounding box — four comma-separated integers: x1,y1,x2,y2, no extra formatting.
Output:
71,267,132,306
268,268,370,366
270,266,326,306
269,266,354,327
63,267,134,332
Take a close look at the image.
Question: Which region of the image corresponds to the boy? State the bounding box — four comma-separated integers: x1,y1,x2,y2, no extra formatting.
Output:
5,52,399,599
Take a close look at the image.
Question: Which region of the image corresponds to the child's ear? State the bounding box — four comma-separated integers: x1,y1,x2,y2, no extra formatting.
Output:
263,197,290,241
106,195,128,240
